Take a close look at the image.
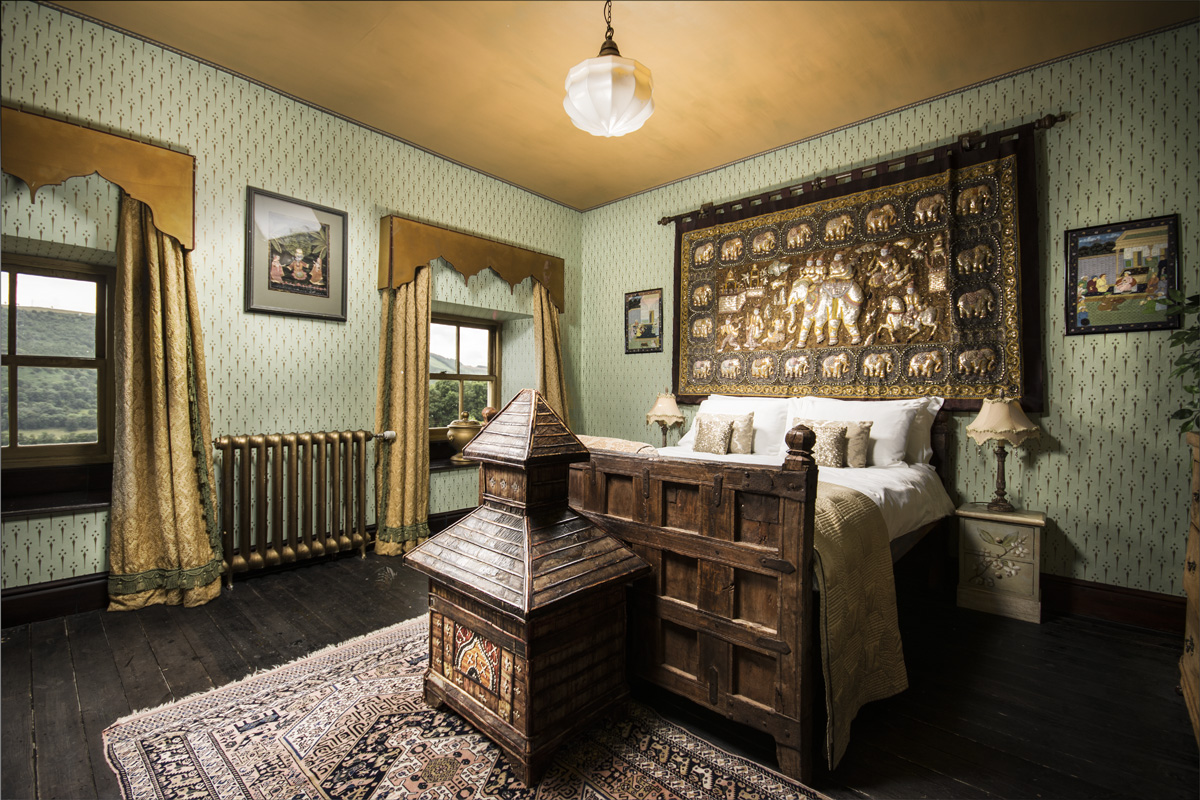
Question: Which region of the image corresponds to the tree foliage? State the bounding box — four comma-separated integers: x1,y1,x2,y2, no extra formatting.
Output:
1165,289,1200,432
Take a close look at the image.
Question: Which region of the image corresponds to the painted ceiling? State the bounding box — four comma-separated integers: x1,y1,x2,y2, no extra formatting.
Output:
53,1,1199,210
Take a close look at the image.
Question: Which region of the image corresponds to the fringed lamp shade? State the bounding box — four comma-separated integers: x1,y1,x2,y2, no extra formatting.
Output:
966,399,1040,447
646,392,684,446
967,399,1040,512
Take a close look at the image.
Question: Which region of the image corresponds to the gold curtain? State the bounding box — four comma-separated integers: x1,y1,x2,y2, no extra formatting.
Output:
107,195,221,610
375,265,431,556
533,280,569,425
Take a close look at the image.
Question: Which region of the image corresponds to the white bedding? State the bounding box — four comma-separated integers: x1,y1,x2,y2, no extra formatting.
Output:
655,445,954,540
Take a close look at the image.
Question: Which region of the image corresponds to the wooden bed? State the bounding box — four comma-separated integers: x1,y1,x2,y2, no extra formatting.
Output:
567,414,951,784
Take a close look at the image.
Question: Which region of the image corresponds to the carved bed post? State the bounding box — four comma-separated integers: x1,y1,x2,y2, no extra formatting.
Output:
778,422,819,781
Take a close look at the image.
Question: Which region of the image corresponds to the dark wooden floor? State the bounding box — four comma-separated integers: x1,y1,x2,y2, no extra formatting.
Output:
2,552,1196,799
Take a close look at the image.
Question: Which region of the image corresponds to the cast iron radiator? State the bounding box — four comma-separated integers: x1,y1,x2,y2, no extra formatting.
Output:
212,430,392,587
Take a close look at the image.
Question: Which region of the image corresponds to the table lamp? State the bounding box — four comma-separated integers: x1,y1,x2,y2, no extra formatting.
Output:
646,391,685,447
966,398,1040,512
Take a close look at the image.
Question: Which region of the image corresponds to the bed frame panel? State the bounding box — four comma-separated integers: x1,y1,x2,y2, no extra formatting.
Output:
569,427,819,781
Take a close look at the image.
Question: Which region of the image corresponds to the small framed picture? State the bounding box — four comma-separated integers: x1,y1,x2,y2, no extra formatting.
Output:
625,288,663,354
1065,214,1180,336
244,187,348,321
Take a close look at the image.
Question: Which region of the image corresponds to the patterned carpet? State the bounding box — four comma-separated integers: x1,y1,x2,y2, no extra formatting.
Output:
104,616,829,800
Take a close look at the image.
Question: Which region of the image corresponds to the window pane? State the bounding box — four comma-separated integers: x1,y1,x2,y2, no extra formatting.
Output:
15,273,97,358
430,323,457,374
16,366,98,444
1,271,9,356
429,379,460,427
459,327,489,375
462,381,490,421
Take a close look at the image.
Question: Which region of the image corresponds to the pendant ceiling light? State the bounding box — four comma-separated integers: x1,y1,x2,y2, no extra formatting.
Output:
563,0,654,137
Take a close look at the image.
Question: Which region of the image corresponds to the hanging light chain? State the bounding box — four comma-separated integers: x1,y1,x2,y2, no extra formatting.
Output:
604,0,614,42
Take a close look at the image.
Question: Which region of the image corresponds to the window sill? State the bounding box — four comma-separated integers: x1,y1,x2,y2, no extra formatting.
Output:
430,458,480,473
2,490,112,520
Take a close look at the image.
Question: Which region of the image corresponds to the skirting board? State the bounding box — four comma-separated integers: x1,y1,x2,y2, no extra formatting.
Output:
1040,574,1186,634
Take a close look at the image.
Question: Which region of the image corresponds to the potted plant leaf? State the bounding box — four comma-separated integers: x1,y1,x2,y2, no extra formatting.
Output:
1165,289,1200,432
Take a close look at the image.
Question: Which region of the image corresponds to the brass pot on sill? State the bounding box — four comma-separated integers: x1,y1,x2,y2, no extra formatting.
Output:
447,412,482,463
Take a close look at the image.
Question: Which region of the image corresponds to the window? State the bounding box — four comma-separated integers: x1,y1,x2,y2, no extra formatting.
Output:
429,315,499,431
1,254,115,468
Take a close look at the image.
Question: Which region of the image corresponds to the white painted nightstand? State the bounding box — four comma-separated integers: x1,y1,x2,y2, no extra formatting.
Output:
956,503,1045,623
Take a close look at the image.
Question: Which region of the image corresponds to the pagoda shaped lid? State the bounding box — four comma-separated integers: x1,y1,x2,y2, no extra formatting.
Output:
462,388,587,466
404,504,649,616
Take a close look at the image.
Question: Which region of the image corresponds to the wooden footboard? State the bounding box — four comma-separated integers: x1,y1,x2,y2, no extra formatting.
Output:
568,427,819,782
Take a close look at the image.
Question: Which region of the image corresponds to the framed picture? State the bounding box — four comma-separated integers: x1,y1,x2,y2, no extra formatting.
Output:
625,288,663,354
1065,214,1180,335
245,187,348,321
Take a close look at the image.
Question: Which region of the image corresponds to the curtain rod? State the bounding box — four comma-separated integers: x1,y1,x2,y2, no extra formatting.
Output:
658,113,1068,227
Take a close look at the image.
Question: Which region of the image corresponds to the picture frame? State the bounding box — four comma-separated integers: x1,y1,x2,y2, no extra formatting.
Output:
625,288,663,354
1065,214,1180,336
245,187,348,321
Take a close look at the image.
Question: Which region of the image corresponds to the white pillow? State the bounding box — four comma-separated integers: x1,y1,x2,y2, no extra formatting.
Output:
678,395,791,454
906,396,944,465
786,396,923,466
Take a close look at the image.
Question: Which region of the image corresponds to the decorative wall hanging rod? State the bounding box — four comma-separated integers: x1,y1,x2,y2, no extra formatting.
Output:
658,113,1068,226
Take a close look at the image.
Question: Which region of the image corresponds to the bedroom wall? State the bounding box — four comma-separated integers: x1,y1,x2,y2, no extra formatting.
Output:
568,23,1198,597
0,0,581,589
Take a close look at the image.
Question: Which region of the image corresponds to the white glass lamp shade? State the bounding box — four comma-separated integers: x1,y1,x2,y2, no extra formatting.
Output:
966,399,1040,447
646,393,684,428
563,54,655,137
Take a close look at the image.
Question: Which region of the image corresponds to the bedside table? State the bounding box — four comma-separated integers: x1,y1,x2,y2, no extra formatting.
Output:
956,503,1045,623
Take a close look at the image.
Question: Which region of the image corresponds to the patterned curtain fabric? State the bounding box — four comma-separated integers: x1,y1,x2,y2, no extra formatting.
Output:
375,265,431,556
107,195,222,611
533,281,569,426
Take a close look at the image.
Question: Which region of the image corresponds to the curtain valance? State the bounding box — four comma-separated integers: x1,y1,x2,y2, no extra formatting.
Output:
1,106,195,249
378,215,565,312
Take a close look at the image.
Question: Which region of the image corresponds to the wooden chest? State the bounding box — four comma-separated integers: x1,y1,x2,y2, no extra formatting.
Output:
405,390,649,784
1183,432,1199,747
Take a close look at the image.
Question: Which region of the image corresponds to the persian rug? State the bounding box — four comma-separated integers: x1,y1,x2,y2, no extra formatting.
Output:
104,616,830,800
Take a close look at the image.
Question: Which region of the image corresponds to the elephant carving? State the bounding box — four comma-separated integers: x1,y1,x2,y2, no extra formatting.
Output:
907,351,944,378
957,185,991,216
957,348,996,376
720,238,743,262
786,223,813,248
861,352,894,378
692,360,713,381
914,193,947,224
691,317,713,338
752,231,776,255
694,242,715,265
824,214,854,241
956,244,993,274
865,204,898,234
784,355,810,379
692,284,712,306
821,352,851,378
720,358,741,379
957,288,995,319
751,356,774,379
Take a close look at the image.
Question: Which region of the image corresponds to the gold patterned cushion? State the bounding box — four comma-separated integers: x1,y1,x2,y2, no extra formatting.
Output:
793,417,873,468
697,412,754,454
791,422,847,467
693,416,735,455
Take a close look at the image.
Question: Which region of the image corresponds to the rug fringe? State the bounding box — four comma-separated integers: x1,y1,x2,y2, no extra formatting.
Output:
104,614,428,729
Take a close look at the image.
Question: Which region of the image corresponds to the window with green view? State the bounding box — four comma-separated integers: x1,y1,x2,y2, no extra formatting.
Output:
429,316,498,429
1,254,114,466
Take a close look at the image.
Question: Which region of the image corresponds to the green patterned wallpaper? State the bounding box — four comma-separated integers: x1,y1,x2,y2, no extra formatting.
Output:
0,0,578,588
569,24,1198,597
2,1,1195,599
